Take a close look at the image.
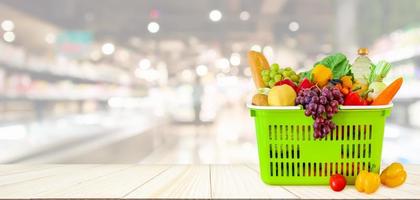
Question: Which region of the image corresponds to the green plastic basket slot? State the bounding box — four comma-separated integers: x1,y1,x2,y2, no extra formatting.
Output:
249,104,392,185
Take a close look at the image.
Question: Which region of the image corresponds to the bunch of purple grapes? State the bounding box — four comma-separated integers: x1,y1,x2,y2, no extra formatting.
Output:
296,86,344,139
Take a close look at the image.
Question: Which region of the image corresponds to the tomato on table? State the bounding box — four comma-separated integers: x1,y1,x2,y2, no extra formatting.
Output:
330,174,347,192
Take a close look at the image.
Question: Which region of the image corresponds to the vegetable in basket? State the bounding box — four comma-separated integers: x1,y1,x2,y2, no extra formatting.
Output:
307,53,352,81
344,91,367,106
371,77,403,105
312,64,332,87
298,78,314,91
368,61,391,99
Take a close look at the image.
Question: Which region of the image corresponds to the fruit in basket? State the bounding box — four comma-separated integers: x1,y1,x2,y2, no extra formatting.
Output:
312,64,332,87
261,64,300,88
296,86,344,138
248,51,270,88
371,77,403,105
380,162,407,188
275,79,299,93
355,170,381,194
329,174,346,192
308,53,351,80
252,94,269,106
268,85,296,106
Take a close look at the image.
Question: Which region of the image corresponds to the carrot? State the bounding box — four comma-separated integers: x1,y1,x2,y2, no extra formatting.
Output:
371,77,403,105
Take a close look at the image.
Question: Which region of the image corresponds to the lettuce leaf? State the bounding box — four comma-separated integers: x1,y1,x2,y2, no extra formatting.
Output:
314,53,352,79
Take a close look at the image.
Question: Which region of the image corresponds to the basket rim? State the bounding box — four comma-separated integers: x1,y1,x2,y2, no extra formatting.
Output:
247,103,393,110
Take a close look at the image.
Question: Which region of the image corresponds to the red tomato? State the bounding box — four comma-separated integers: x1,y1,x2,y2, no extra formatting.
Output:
330,174,347,192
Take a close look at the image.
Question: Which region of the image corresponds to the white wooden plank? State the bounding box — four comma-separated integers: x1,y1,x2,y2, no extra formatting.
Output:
211,165,298,199
0,165,59,176
0,165,131,198
125,165,211,199
405,173,420,185
0,165,95,187
0,164,417,199
37,165,168,199
246,163,259,172
405,165,420,175
374,183,420,199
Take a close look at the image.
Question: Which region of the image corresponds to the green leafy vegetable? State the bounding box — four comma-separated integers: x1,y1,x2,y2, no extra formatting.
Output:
299,70,313,81
368,61,391,84
314,53,352,79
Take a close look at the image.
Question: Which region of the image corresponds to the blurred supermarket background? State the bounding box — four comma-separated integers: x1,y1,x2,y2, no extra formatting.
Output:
0,0,419,164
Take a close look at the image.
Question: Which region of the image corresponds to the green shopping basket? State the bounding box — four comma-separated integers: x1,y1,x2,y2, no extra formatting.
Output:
249,104,392,185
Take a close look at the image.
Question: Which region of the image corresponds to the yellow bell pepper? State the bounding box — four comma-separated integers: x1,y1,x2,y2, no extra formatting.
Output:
380,162,407,188
312,64,332,87
355,170,381,194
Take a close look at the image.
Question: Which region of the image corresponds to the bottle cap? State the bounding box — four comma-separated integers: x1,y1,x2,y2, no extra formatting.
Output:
358,48,369,55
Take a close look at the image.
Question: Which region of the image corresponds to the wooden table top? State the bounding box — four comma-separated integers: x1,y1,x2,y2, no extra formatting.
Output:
0,164,418,199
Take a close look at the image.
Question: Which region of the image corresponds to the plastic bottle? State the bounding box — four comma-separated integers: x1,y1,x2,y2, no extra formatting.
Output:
352,48,372,85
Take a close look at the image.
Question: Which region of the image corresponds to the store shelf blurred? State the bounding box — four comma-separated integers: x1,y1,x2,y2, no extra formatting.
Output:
0,0,419,165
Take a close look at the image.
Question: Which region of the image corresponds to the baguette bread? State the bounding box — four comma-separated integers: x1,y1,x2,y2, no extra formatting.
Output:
248,51,270,88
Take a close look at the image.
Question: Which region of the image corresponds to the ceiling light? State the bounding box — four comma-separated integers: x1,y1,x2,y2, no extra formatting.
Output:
196,65,208,77
1,20,14,31
101,43,115,55
3,32,15,43
209,10,222,22
239,11,250,21
147,22,160,33
288,21,300,32
229,53,241,66
250,44,261,52
138,59,151,70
